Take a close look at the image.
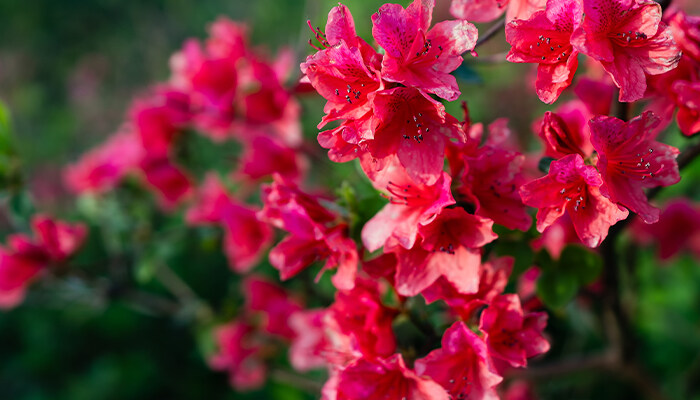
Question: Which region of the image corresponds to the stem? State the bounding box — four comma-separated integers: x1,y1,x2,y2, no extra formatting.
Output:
269,369,323,393
474,17,506,49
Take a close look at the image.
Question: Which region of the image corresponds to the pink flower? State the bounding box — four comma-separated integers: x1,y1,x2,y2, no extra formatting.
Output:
335,354,449,400
170,39,238,134
242,276,303,339
259,176,358,290
520,154,629,247
331,278,397,359
479,294,550,368
139,155,193,208
631,199,700,260
204,18,249,61
451,0,546,24
31,215,87,262
372,0,478,101
368,87,464,185
237,135,304,182
289,309,332,371
537,109,592,159
0,216,86,309
415,321,503,400
301,7,382,128
361,158,455,252
63,129,144,194
130,89,191,157
673,80,700,136
503,381,538,400
422,256,514,320
531,214,581,258
590,111,680,224
317,120,366,163
187,174,272,272
391,208,497,297
506,0,582,103
570,0,681,102
208,321,266,391
457,120,532,231
666,10,700,65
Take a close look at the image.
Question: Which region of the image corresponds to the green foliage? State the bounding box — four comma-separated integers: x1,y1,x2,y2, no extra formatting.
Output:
536,245,603,309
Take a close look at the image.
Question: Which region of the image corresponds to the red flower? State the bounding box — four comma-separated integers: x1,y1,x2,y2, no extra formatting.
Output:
631,199,700,260
415,321,503,400
457,119,533,231
391,208,497,297
331,278,397,359
422,256,514,320
130,89,191,157
368,87,464,185
590,111,680,223
451,0,546,23
236,135,304,182
673,80,700,136
537,110,592,159
335,354,449,400
139,155,193,208
361,157,455,252
372,0,478,101
570,0,681,102
187,175,273,272
0,216,86,309
259,176,358,290
208,321,266,391
520,154,629,247
63,128,143,194
479,294,550,368
506,0,582,103
242,276,303,339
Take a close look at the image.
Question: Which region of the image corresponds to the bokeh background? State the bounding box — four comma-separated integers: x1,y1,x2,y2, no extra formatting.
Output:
1,0,700,399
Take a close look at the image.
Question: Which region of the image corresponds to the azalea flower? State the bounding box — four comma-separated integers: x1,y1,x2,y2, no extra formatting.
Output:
520,154,629,247
372,0,478,101
335,354,450,400
415,321,503,400
506,0,582,103
451,0,546,23
590,111,680,223
187,174,273,272
479,294,550,368
570,0,681,102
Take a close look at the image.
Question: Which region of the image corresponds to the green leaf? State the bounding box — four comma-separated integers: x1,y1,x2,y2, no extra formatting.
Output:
134,255,158,284
538,157,556,174
537,269,579,309
453,63,483,84
560,244,603,285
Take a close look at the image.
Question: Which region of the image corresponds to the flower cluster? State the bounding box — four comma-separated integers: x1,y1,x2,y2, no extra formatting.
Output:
6,0,698,398
505,0,681,103
0,216,85,308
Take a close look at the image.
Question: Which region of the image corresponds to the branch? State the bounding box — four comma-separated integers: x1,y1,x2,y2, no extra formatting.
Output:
474,17,506,49
507,351,618,381
269,369,324,393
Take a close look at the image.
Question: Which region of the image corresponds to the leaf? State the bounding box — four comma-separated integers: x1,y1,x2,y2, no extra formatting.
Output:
452,63,483,84
538,157,556,174
536,269,578,309
559,244,603,285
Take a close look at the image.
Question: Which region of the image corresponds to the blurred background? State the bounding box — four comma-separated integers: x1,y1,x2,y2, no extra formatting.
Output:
1,0,700,399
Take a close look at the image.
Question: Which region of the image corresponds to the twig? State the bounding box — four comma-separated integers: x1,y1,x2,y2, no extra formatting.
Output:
467,51,508,64
474,17,506,49
122,289,182,316
155,263,198,302
270,368,324,393
508,351,618,380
